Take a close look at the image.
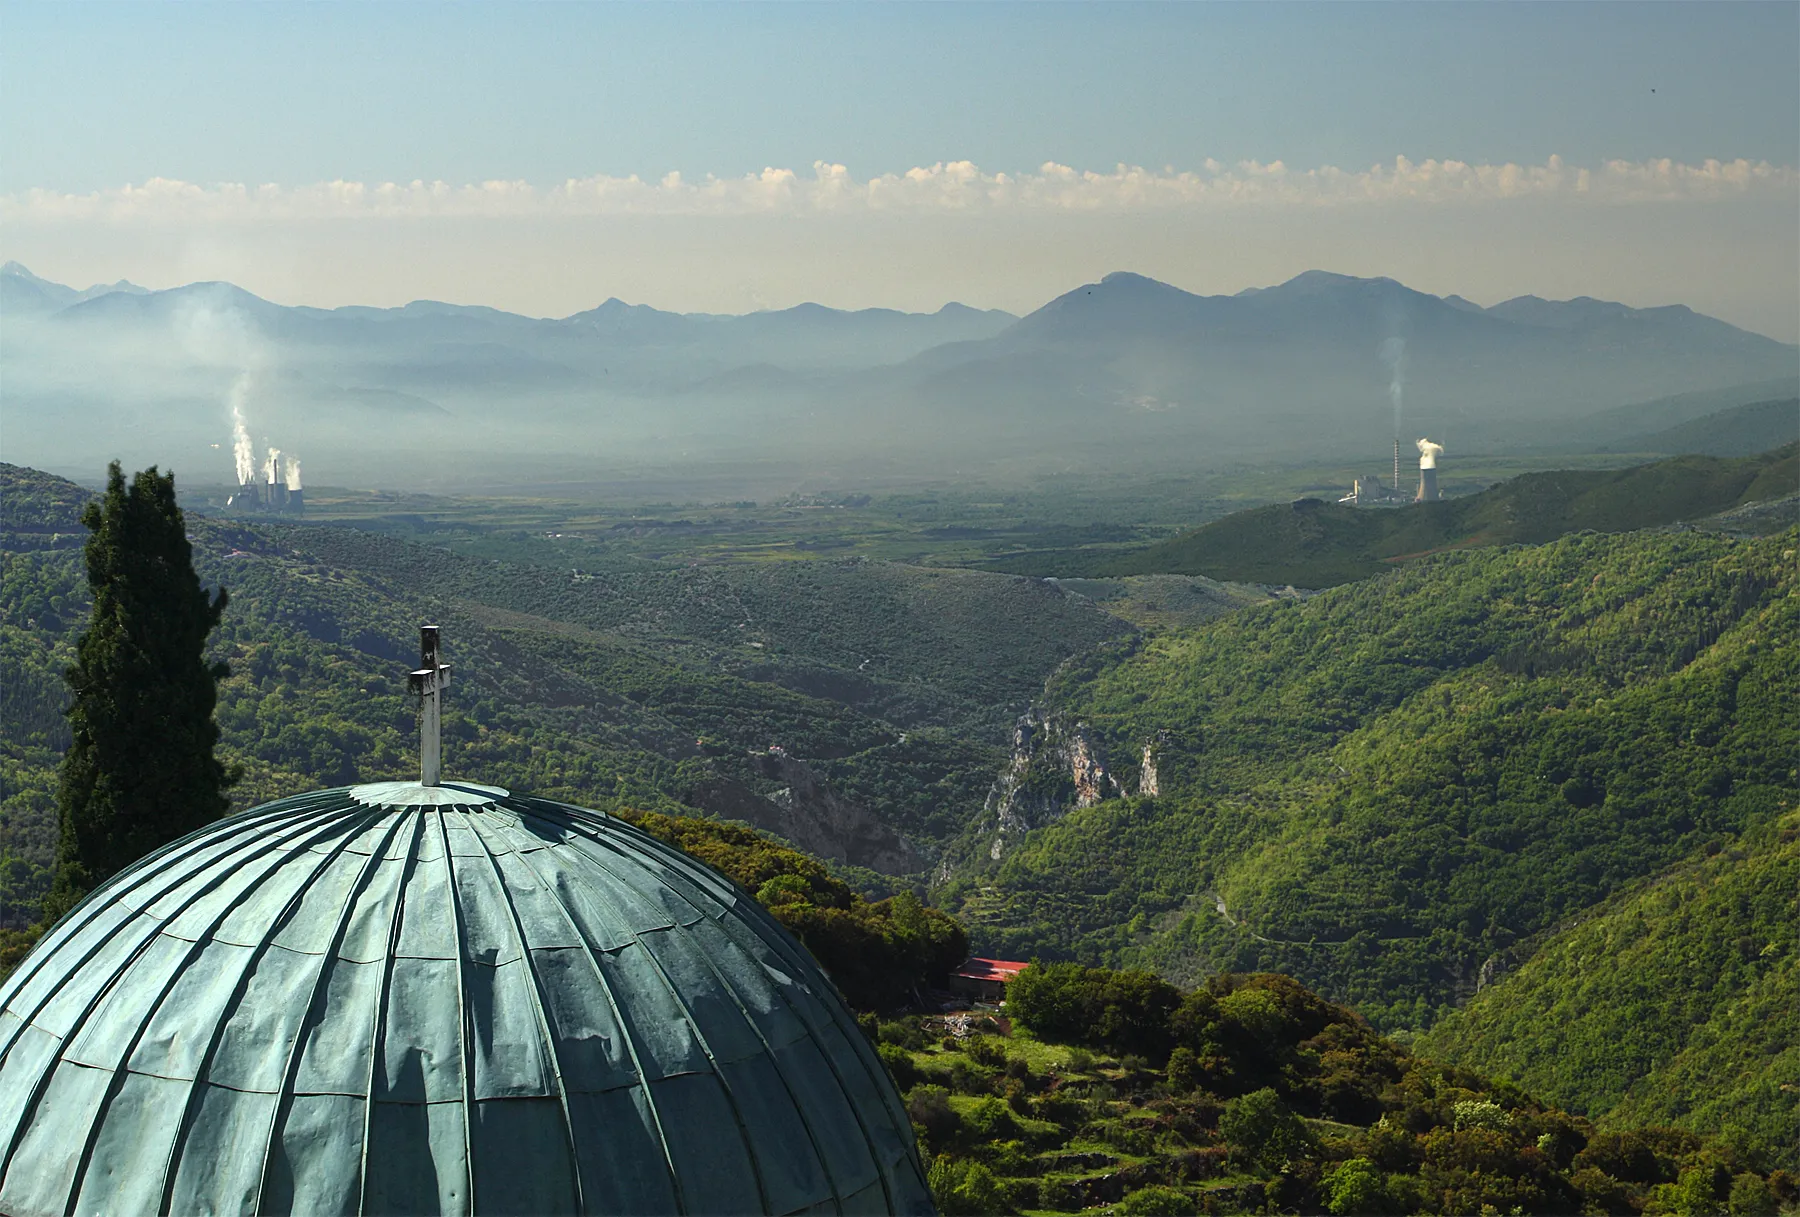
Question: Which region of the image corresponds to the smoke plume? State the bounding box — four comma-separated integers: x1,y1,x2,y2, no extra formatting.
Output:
263,446,281,484
1416,437,1444,468
1379,337,1406,438
229,373,256,484
285,456,302,491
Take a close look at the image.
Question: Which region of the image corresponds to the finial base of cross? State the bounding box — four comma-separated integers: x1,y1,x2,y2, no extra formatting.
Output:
407,626,452,786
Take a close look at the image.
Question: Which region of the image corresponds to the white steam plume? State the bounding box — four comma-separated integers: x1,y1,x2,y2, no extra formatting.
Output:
285,456,302,491
263,446,280,484
1417,438,1444,468
229,373,255,484
1379,337,1406,439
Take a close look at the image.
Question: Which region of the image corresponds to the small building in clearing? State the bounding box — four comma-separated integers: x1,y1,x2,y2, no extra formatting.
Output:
950,957,1030,1003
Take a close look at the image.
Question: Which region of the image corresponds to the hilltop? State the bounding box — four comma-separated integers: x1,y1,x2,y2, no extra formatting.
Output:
1609,397,1798,458
983,443,1798,586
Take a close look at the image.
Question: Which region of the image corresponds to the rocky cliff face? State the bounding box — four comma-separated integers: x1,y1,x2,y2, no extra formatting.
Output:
1139,735,1163,798
685,748,924,875
979,710,1122,861
969,713,1171,865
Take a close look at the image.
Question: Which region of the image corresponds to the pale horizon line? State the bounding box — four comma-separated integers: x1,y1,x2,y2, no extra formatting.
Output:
6,155,1795,224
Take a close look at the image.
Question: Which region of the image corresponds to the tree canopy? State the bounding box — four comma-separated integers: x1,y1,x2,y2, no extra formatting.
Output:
46,463,231,917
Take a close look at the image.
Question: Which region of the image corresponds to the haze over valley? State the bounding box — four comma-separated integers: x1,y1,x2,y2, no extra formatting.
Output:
3,5,1799,1212
5,259,1794,494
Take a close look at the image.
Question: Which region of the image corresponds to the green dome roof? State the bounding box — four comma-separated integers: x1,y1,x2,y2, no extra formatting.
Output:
0,782,934,1216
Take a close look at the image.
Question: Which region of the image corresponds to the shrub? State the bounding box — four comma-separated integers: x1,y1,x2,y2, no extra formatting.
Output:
987,1139,1035,1175
1570,1166,1634,1216
1324,1157,1389,1216
1097,1120,1156,1156
1007,961,1180,1057
1728,1173,1778,1216
878,1042,919,1091
1453,1099,1513,1132
1577,1132,1675,1185
966,1036,1008,1068
1117,1183,1196,1215
1000,1177,1039,1210
908,1085,960,1153
963,1096,1020,1142
1166,1046,1199,1093
879,1018,929,1051
1220,1088,1315,1171
928,1156,1009,1216
1648,1163,1732,1216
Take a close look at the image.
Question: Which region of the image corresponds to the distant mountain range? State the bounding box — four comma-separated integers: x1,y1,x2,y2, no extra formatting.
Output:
2,261,1793,488
882,271,1795,449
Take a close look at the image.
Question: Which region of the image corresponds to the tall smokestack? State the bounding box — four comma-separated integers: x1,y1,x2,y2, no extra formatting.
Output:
1381,337,1406,489
1415,438,1444,502
229,374,256,487
284,455,303,514
266,448,288,510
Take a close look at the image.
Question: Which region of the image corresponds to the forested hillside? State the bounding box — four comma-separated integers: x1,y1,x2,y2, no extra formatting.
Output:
944,526,1798,1038
8,460,1797,1185
1419,808,1798,1162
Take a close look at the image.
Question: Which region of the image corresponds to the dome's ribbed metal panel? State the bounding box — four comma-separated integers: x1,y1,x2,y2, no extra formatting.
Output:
0,784,934,1216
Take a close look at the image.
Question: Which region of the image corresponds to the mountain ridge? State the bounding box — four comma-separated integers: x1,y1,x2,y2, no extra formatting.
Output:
6,260,1795,486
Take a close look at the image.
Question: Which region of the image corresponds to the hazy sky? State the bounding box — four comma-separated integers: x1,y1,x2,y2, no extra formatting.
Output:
4,2,1797,337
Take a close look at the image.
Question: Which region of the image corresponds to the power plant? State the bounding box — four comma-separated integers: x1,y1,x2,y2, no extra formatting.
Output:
226,445,305,515
1342,339,1446,507
1339,437,1446,507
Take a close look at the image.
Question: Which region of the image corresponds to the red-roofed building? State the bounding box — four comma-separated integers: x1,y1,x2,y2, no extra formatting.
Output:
949,957,1030,1003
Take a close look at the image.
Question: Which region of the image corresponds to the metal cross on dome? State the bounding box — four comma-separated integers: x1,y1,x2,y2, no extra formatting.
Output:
408,626,452,786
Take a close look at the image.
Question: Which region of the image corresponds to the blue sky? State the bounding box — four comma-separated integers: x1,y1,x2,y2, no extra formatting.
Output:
2,3,1795,336
5,2,1794,190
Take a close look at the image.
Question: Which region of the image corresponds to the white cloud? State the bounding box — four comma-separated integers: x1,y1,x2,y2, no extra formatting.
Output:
5,156,1793,224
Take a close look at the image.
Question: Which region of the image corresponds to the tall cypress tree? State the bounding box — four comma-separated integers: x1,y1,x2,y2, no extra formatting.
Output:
45,463,231,919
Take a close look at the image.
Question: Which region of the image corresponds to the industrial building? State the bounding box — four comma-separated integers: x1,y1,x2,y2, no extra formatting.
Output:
1340,437,1446,506
225,446,305,515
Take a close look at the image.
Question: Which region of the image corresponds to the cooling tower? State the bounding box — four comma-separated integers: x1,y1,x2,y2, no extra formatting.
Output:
1416,467,1439,502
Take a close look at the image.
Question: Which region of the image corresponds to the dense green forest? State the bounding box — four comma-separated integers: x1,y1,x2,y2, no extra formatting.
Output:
1419,807,1798,1163
981,443,1797,586
945,525,1798,1040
